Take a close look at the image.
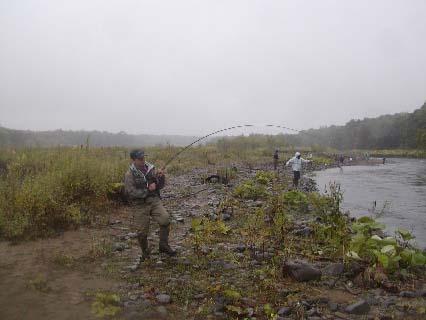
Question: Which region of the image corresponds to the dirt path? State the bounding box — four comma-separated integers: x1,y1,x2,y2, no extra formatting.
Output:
0,227,119,320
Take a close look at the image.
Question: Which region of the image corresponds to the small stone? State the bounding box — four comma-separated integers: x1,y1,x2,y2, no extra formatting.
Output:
277,306,292,316
222,213,231,221
246,307,254,317
323,263,344,276
235,244,246,252
277,289,291,297
399,291,418,298
345,299,370,314
209,261,225,268
123,264,139,272
313,297,329,304
112,242,126,252
381,281,399,293
129,294,139,301
124,301,136,308
127,232,138,239
295,227,313,237
307,308,320,316
365,296,379,306
328,302,339,312
383,297,397,308
242,297,256,307
194,293,206,300
417,289,426,297
334,311,349,319
224,262,238,270
156,294,171,304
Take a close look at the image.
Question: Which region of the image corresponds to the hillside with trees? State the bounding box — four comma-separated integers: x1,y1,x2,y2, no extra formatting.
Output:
1,102,425,150
288,101,426,150
0,127,198,148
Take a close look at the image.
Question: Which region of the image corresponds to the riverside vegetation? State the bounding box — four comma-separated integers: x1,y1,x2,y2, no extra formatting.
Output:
0,144,425,319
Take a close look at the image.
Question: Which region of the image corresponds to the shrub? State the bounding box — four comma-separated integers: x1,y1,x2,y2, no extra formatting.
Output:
233,180,268,200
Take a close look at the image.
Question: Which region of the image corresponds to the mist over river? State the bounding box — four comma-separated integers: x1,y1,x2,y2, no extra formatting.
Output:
312,158,426,249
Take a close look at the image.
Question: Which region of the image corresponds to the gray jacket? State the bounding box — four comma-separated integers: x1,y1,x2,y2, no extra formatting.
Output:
124,162,165,201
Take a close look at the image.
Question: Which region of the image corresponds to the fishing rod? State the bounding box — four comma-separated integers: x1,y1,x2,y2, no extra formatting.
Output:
162,124,312,168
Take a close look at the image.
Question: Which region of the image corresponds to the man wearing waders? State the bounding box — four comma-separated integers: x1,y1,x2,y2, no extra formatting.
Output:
273,149,279,170
124,149,176,267
286,152,311,188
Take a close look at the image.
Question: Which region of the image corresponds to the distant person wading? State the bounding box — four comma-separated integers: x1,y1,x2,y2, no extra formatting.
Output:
286,152,311,188
124,150,176,268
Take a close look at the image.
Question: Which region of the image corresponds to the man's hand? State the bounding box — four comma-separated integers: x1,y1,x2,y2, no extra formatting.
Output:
148,182,156,191
158,167,165,176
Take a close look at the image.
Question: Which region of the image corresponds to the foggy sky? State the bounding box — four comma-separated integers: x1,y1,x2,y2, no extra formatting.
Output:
1,0,425,136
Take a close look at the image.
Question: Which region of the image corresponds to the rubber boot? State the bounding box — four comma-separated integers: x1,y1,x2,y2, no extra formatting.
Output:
137,233,151,262
159,226,176,256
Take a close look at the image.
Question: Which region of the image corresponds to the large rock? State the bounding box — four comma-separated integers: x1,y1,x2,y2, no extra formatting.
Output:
323,263,344,276
345,299,370,314
283,260,322,282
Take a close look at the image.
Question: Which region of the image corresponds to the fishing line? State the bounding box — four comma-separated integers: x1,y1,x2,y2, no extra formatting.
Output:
162,123,316,168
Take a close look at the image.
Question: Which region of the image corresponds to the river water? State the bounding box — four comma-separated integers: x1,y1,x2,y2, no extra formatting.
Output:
311,158,426,249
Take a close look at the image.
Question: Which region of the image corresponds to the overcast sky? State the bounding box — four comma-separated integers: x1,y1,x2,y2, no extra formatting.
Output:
1,0,425,136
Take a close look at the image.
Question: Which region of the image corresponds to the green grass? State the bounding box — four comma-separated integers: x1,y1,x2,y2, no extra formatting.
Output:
0,145,333,241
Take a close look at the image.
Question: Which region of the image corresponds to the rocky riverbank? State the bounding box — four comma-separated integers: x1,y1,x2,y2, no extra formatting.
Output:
1,161,425,320
109,162,426,319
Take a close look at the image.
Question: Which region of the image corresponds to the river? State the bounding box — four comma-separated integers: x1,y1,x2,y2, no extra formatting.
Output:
312,158,426,249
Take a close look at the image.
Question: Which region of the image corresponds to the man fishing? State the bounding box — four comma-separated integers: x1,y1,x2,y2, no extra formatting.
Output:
124,149,176,267
285,152,311,187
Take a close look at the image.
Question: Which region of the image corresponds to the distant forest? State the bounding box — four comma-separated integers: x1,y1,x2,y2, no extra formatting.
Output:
288,101,426,150
1,101,425,150
0,128,198,148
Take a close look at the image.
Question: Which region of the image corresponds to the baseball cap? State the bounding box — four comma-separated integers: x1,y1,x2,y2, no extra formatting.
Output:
130,149,146,160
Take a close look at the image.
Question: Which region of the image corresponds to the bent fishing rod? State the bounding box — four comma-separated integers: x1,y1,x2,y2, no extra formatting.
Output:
162,123,315,169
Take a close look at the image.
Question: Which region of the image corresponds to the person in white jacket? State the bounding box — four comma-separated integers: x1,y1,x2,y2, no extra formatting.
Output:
286,152,311,187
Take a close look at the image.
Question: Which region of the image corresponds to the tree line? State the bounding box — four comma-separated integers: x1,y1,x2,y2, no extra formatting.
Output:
286,101,426,150
1,101,425,150
0,128,198,148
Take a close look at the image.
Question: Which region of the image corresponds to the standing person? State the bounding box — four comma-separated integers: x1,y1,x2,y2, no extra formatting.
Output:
285,152,311,188
273,149,279,170
124,149,176,266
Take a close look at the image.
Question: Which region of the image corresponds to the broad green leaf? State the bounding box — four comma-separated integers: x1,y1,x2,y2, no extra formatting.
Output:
382,237,397,245
400,249,412,263
346,251,361,260
411,252,426,266
371,235,382,241
370,222,386,230
374,251,389,268
381,245,396,254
